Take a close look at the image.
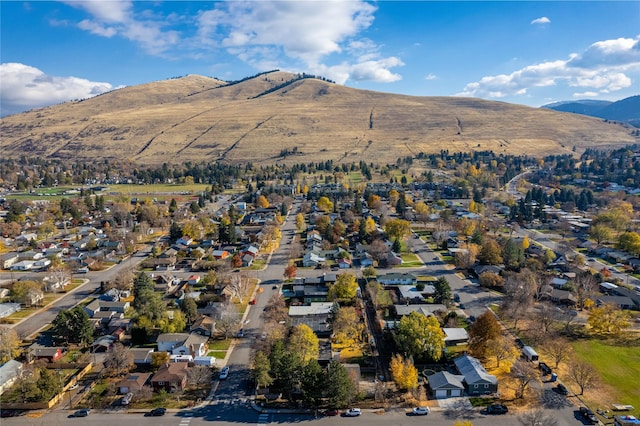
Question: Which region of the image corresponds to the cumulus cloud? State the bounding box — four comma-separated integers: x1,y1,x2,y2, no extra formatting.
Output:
459,35,640,100
0,63,116,116
196,1,402,84
531,16,550,25
424,73,437,81
64,0,179,55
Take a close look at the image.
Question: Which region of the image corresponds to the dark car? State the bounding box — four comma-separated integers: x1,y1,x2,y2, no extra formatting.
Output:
148,407,167,417
453,294,461,303
322,409,339,416
486,404,509,415
538,362,552,375
556,383,569,395
579,407,598,424
71,409,90,417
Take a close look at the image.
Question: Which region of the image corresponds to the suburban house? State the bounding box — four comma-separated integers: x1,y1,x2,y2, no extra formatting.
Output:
130,347,155,366
190,314,216,337
156,332,208,357
288,302,334,337
303,252,326,268
393,304,448,318
453,354,498,396
150,363,189,392
117,372,152,394
378,273,416,285
426,371,465,398
28,345,64,362
83,299,130,318
443,328,469,346
0,360,23,394
1,253,20,270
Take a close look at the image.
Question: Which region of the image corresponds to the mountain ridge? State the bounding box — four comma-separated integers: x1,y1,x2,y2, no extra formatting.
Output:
542,96,640,127
1,71,638,165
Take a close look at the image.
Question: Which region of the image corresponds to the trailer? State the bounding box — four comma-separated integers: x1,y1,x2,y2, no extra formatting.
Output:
522,345,539,362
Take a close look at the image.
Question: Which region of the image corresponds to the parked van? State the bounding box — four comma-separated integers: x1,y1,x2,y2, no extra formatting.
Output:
522,346,539,362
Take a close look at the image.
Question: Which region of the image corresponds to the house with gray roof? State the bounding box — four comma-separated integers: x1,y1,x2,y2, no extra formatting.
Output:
426,370,465,398
453,354,498,396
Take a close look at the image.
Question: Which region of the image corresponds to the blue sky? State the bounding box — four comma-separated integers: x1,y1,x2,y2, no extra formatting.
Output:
1,1,639,116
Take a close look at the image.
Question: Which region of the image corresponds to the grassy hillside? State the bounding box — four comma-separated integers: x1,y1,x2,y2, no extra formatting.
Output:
1,71,637,165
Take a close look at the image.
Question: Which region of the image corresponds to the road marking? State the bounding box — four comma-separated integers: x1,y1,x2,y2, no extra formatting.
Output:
257,413,269,425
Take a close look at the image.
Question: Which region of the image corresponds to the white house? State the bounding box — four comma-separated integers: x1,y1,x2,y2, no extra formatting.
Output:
156,332,208,357
0,360,23,394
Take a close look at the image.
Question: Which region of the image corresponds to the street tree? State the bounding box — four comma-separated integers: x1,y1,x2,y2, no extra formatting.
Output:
395,312,445,361
367,239,389,262
587,304,630,336
384,218,411,241
328,273,358,300
296,213,305,231
390,353,419,391
574,271,597,309
103,343,134,377
51,306,93,346
284,263,297,280
216,300,241,339
188,365,213,388
325,360,356,408
433,277,452,306
256,195,270,208
486,336,519,369
252,351,273,390
518,410,558,426
544,337,572,369
468,311,502,359
511,359,539,399
288,324,319,362
454,243,479,269
478,238,503,265
568,360,598,395
0,327,21,363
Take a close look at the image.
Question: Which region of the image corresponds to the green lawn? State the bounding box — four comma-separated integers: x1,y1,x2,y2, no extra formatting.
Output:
399,253,423,267
208,339,232,351
573,340,640,415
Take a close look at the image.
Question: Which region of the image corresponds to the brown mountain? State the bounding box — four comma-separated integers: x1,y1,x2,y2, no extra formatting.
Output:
1,71,637,165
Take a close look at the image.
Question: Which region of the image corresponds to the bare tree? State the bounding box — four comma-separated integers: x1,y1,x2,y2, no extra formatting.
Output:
228,274,251,303
45,264,71,293
486,336,519,369
367,239,389,262
103,343,134,377
574,271,597,309
188,365,213,388
568,360,598,395
533,303,563,334
544,337,572,369
215,300,241,339
519,409,559,426
511,359,539,399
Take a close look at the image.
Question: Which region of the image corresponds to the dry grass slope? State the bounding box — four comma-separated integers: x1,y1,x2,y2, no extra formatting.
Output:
1,71,637,165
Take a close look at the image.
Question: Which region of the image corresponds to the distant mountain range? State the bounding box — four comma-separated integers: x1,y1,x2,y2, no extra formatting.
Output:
542,96,640,127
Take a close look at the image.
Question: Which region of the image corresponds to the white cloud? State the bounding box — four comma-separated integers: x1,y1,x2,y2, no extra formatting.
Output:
196,1,402,84
459,35,640,100
64,0,179,55
531,16,550,25
0,63,116,116
424,73,437,81
573,91,598,98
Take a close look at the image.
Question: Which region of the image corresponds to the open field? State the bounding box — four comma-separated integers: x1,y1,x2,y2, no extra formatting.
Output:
572,339,640,416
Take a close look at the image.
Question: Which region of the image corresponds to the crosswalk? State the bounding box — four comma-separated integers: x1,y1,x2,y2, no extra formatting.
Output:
257,413,269,425
179,412,193,426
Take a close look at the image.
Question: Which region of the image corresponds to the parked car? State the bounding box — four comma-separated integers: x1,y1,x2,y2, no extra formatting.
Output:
147,407,166,417
237,329,245,338
486,404,509,415
556,383,569,395
411,407,430,416
121,392,133,405
322,409,339,416
579,407,598,424
71,409,90,417
344,408,361,417
219,366,230,380
453,293,461,303
538,362,552,375
458,303,466,309
249,299,256,305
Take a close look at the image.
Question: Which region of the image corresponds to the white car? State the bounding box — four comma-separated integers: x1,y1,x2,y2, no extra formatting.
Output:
344,408,361,417
412,407,430,416
219,366,230,380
